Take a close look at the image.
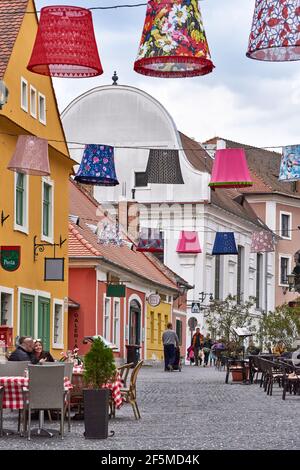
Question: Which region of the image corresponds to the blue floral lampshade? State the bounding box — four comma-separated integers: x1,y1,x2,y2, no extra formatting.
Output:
212,232,238,255
279,145,300,182
74,144,119,186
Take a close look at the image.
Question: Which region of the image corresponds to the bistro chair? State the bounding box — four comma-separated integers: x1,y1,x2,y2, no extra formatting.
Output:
70,372,84,419
117,362,134,388
0,386,3,437
279,362,300,400
120,360,143,420
0,361,29,377
23,364,67,440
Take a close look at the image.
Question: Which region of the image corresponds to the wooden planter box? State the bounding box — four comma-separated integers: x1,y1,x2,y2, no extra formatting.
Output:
231,367,249,382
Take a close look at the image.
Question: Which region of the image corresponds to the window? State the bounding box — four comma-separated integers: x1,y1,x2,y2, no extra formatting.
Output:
280,212,291,239
280,256,290,285
53,301,63,349
256,253,263,309
0,291,13,327
104,297,110,340
42,179,54,241
30,85,37,118
176,319,182,346
38,92,46,124
14,172,28,232
113,300,120,349
21,77,28,111
215,255,221,300
150,311,155,343
134,172,148,187
164,314,168,330
237,246,244,304
158,313,161,344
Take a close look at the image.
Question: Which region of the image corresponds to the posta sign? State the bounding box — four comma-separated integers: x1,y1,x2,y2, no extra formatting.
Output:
0,246,21,272
147,293,161,307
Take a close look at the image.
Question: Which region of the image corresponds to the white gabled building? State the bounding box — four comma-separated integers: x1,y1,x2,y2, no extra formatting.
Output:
61,82,275,346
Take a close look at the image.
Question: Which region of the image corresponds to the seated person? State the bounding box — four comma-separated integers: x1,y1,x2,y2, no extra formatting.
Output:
8,336,38,363
34,339,54,363
272,340,286,356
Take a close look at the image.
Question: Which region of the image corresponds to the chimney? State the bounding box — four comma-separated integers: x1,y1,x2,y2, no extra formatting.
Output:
118,199,128,232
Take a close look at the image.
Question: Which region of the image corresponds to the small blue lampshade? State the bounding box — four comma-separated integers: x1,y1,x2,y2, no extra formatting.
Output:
279,145,300,182
74,144,119,186
212,232,238,255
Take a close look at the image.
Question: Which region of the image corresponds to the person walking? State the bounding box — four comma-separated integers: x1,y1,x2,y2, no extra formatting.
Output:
203,333,213,367
162,322,179,371
192,328,203,366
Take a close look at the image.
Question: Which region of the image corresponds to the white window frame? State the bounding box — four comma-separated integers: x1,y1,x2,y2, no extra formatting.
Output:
52,298,64,349
14,172,29,234
280,211,292,240
41,177,54,243
21,77,28,112
38,92,46,125
133,170,151,190
30,85,37,118
113,299,120,351
103,295,111,341
278,254,292,287
0,286,14,328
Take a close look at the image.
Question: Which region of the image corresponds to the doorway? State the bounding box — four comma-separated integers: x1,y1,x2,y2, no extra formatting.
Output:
129,300,141,345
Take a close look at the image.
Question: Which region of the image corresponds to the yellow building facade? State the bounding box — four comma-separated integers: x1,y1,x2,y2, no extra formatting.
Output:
146,301,172,361
0,0,73,358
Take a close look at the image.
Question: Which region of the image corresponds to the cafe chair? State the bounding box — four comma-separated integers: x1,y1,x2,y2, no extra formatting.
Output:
23,364,67,440
120,360,143,420
0,386,3,437
117,362,134,388
0,361,30,377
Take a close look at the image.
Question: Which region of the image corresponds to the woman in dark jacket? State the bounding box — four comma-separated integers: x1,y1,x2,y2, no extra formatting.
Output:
33,339,54,363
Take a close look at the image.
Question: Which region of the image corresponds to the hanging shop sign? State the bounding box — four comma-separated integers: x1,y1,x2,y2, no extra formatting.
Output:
0,246,21,272
147,293,161,307
106,284,126,298
44,258,65,281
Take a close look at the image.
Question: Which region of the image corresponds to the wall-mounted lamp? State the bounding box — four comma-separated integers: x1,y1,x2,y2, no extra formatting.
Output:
0,81,9,110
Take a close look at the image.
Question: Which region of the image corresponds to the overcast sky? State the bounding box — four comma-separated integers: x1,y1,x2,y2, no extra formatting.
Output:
35,0,300,148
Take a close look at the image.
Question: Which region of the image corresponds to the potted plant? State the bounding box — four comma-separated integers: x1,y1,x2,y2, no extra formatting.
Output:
83,337,116,439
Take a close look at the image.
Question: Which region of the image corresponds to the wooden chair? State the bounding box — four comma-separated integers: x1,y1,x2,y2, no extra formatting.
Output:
120,360,143,420
280,362,300,400
117,363,134,388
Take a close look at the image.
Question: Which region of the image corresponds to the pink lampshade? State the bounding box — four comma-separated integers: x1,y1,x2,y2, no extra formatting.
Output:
247,0,300,61
134,0,214,77
209,148,253,188
7,135,50,176
176,231,202,254
27,6,103,77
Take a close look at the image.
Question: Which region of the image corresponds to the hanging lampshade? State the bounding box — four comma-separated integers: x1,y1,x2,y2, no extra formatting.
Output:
212,232,238,256
209,148,252,188
74,145,119,186
145,149,184,184
176,231,202,254
279,145,300,181
247,0,300,61
136,228,164,252
251,231,275,253
27,6,103,77
97,222,124,247
7,135,50,175
134,0,214,77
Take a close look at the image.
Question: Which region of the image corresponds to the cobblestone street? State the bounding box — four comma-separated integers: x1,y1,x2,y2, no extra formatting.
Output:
1,365,299,450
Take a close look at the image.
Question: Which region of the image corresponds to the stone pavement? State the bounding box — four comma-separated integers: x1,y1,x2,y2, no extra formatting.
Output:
0,365,299,450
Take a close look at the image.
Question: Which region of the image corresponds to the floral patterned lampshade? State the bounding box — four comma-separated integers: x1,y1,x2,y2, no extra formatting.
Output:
247,0,300,61
250,231,275,253
134,0,214,77
145,149,184,184
279,145,300,181
7,135,50,176
74,145,119,186
209,148,253,188
136,228,164,252
212,232,238,256
176,231,202,254
27,6,103,77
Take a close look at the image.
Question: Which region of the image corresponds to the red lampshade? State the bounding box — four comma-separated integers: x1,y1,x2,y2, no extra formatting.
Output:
7,135,50,176
27,6,103,77
134,0,214,77
209,149,253,189
176,231,202,254
247,0,300,61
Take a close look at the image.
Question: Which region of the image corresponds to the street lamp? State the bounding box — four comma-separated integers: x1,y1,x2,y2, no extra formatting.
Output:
199,292,214,303
0,81,9,109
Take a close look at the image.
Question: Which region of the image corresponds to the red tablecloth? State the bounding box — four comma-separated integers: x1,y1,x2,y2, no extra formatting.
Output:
0,376,72,410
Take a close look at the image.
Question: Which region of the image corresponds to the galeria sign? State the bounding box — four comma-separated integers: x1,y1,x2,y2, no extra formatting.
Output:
147,293,161,307
0,246,21,271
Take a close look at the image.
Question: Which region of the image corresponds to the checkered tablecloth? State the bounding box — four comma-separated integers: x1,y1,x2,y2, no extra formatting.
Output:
0,376,73,410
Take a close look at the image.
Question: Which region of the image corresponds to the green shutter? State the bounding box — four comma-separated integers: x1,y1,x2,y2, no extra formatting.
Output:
16,173,24,226
38,297,50,351
20,294,34,337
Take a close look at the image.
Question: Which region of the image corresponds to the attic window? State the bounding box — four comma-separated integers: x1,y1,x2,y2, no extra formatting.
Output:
21,77,28,112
